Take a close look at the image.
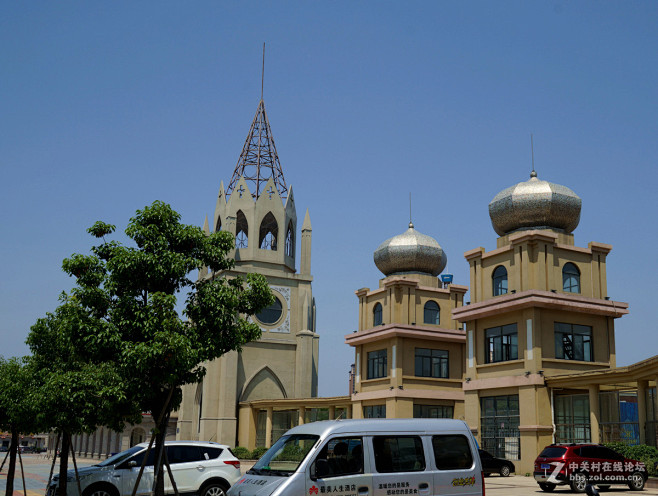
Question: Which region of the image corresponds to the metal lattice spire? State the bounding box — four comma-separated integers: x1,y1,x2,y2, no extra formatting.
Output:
225,99,288,201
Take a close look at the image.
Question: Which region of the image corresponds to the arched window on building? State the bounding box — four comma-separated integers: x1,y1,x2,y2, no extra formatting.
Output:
285,221,294,258
563,263,580,293
492,265,508,296
423,301,440,325
373,303,383,326
259,212,278,250
235,210,248,248
215,218,221,232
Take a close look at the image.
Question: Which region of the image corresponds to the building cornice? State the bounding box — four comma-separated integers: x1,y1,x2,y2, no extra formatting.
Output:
239,396,352,408
464,231,613,261
546,354,658,387
351,388,464,402
463,373,545,391
354,282,468,298
345,324,466,346
452,289,628,322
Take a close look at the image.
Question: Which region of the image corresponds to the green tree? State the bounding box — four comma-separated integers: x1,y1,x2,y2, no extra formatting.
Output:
0,357,42,496
60,200,272,496
28,300,141,496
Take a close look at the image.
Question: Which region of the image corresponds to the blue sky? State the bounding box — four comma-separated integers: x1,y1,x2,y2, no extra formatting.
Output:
1,1,657,397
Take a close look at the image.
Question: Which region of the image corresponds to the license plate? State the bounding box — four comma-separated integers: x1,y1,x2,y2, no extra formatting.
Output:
541,464,550,469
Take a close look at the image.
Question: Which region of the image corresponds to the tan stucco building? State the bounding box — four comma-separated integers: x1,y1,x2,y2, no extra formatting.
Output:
64,122,656,472
176,98,319,447
338,170,656,474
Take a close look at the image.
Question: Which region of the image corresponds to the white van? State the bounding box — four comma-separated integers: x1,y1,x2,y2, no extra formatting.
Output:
228,419,484,496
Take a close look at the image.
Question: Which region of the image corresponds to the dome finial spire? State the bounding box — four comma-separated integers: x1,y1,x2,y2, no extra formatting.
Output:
409,192,414,228
530,133,537,178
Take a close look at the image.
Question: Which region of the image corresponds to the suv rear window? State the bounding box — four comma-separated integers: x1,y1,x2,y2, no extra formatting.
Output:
201,447,223,460
539,447,567,458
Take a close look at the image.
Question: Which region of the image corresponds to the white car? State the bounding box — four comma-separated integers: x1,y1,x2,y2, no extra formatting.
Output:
48,441,241,496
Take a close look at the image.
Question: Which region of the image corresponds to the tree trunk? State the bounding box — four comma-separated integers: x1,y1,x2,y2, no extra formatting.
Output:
4,428,19,496
57,432,70,496
151,393,172,496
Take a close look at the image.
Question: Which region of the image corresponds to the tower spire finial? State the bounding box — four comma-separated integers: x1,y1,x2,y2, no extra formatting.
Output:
409,192,414,229
225,44,288,201
530,133,537,178
261,42,265,101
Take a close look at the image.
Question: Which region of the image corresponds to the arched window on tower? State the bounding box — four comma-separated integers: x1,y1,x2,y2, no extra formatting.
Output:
215,218,222,232
285,221,294,258
492,265,508,296
563,262,580,293
424,301,440,325
259,212,279,250
235,210,248,248
373,303,383,326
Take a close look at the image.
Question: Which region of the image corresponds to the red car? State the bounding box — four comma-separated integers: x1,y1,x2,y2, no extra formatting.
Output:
534,443,647,493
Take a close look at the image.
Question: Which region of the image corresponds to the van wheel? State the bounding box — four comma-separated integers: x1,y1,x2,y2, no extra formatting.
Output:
628,472,646,491
82,484,119,496
538,482,555,492
499,465,510,477
569,472,588,493
201,482,229,496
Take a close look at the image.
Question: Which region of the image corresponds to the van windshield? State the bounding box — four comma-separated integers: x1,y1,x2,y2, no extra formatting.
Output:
249,434,319,476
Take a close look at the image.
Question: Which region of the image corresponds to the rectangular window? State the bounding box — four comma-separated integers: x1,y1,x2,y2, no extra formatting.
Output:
373,436,425,473
554,323,592,361
367,349,387,379
554,394,591,443
363,405,386,418
432,435,474,470
414,348,449,378
484,324,518,363
304,408,329,423
413,404,453,419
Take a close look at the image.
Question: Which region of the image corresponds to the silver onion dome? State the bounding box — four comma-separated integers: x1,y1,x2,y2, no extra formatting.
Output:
489,171,582,236
374,223,447,277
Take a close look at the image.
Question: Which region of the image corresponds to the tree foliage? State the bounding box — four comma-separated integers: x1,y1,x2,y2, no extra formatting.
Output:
56,200,273,495
27,299,141,496
0,357,42,496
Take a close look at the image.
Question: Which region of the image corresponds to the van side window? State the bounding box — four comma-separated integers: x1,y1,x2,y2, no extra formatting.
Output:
431,435,473,470
373,436,425,473
314,437,364,478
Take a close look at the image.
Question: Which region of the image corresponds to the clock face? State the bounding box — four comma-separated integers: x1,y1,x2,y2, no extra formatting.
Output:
255,296,283,325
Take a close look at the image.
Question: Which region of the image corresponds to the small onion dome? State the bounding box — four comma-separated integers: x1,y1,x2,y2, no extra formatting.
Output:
489,171,582,236
374,223,447,277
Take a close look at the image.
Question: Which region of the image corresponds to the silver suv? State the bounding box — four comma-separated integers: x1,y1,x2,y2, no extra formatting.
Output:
48,441,241,496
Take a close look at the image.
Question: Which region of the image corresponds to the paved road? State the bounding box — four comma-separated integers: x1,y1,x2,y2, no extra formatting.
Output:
485,474,658,495
2,455,657,496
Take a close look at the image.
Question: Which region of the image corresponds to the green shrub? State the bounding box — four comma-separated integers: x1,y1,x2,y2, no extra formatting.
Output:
602,443,658,477
251,447,269,459
232,446,252,459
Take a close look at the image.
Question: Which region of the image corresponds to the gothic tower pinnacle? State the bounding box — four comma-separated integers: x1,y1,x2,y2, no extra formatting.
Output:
225,98,288,201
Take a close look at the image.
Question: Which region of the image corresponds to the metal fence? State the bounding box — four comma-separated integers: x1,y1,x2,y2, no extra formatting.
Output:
480,424,520,460
646,420,658,447
599,421,640,445
554,423,591,444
